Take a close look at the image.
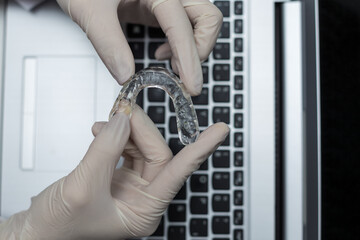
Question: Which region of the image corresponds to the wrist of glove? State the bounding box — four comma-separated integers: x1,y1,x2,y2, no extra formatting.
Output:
0,104,229,240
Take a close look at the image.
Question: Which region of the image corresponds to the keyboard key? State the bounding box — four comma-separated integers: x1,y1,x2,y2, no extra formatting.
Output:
213,43,230,59
222,134,230,146
234,132,243,147
234,19,243,33
234,75,243,90
234,1,243,15
168,226,186,240
213,150,230,168
191,174,208,192
213,64,230,81
212,172,230,190
234,94,243,109
148,42,165,59
148,88,165,102
158,127,165,139
148,27,166,38
234,190,244,206
169,116,177,134
174,183,187,200
212,216,230,234
234,152,244,166
152,216,164,236
199,159,208,170
135,87,144,108
234,210,243,225
196,109,208,127
234,57,243,71
234,229,244,240
213,107,230,124
168,204,186,222
234,38,243,52
169,98,175,112
126,24,145,38
213,85,230,102
148,62,166,68
129,42,144,59
202,66,209,84
214,1,230,17
190,218,208,237
234,171,243,186
234,113,243,128
135,63,144,73
219,21,230,39
212,194,230,212
148,106,165,123
169,138,184,155
192,88,209,105
191,196,208,214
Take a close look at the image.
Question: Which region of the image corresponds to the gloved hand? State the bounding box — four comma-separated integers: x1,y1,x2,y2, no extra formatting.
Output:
0,103,229,239
56,0,223,95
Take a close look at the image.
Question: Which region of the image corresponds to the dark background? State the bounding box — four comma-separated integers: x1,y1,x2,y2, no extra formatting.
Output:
319,0,360,239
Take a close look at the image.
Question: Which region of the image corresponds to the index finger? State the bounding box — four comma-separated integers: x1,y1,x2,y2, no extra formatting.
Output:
147,122,230,201
151,0,203,96
183,0,223,61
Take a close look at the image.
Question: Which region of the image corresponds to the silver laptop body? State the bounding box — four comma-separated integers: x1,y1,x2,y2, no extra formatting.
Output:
0,0,276,239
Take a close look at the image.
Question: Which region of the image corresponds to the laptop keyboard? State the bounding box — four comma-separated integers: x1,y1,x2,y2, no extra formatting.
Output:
125,1,245,239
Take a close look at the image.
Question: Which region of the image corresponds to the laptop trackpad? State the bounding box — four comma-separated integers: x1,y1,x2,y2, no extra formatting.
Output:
22,56,96,172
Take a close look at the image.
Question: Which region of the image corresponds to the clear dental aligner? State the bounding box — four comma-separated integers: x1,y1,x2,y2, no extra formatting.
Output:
110,67,200,145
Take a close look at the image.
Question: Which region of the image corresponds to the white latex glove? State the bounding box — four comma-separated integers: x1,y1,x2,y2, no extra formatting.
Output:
0,103,229,239
56,0,223,95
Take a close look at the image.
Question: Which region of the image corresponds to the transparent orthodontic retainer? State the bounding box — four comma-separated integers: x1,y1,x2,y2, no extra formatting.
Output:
109,67,200,145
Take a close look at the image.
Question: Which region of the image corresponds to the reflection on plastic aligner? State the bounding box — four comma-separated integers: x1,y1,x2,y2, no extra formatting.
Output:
110,67,200,145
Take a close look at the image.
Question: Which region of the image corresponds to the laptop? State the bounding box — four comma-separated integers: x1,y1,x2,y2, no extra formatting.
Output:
0,0,276,239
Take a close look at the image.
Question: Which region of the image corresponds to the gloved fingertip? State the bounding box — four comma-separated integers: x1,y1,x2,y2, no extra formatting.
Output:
112,66,134,85
189,80,203,96
155,48,172,60
91,121,107,137
198,122,230,142
171,60,179,74
217,122,231,138
184,75,202,96
173,57,203,96
107,56,134,85
155,42,172,60
114,100,132,117
192,65,204,95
